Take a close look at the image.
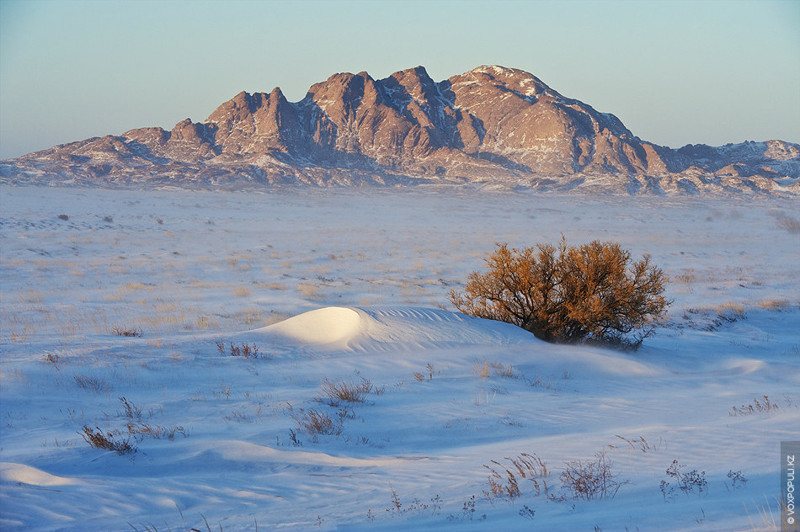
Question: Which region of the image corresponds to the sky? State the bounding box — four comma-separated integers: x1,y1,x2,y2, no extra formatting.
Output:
1,0,799,159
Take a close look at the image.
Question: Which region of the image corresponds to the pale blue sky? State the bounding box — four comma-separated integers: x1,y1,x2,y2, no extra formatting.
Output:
1,0,798,159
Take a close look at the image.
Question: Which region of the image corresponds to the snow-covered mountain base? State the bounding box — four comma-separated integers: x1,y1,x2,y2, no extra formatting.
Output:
1,186,798,531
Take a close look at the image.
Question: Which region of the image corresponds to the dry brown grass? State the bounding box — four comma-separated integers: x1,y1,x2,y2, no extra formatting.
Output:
234,308,263,326
758,298,791,311
484,453,550,499
297,281,322,300
295,409,341,436
233,286,251,298
473,359,515,379
474,359,490,379
80,426,136,454
729,395,779,416
318,378,374,406
74,374,111,393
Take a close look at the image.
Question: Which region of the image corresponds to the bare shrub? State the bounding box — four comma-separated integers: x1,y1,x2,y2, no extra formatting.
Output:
726,469,747,490
111,326,143,337
660,460,707,499
552,451,626,501
451,239,670,348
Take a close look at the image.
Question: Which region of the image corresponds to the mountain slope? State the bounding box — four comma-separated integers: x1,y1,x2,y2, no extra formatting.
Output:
2,65,798,195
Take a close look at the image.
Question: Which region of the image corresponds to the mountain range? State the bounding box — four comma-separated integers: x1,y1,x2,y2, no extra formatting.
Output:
2,65,798,195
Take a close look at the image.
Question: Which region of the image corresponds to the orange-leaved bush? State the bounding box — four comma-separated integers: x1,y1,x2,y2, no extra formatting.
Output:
450,239,670,349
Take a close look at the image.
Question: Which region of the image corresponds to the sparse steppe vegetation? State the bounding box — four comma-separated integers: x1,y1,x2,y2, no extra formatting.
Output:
1,187,798,530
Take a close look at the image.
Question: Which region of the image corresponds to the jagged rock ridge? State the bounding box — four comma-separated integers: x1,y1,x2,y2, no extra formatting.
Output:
2,65,798,195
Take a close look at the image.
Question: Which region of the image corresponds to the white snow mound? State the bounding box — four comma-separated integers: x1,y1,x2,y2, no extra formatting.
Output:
251,306,537,350
0,462,80,487
263,307,362,346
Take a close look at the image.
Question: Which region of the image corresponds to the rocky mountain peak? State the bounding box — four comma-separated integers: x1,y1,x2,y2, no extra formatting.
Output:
2,65,798,195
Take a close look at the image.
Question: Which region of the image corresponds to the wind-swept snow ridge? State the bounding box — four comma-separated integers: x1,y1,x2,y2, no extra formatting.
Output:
351,306,536,351
253,306,537,350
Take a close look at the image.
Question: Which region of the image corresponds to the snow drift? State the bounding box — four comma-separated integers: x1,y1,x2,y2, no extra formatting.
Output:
249,306,538,351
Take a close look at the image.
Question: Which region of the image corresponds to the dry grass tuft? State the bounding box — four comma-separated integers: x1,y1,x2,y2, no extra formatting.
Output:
489,361,516,378
233,286,251,298
80,426,136,454
295,409,341,436
610,434,663,453
216,341,265,359
296,281,322,300
125,422,186,440
484,453,550,499
474,359,516,379
730,395,779,416
414,363,436,382
757,298,791,311
319,378,374,406
74,374,110,393
474,359,490,379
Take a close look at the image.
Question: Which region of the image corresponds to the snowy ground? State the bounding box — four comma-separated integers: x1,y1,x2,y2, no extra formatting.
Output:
1,185,798,531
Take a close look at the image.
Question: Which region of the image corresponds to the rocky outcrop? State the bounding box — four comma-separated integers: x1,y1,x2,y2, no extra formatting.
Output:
2,65,798,195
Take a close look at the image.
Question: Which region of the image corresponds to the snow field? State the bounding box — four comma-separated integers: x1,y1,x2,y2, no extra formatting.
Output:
0,185,798,531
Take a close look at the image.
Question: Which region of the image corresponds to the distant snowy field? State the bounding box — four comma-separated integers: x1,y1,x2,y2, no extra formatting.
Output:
1,185,798,531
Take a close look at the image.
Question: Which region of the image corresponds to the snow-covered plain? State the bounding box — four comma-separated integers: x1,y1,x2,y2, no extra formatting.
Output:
1,185,798,531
